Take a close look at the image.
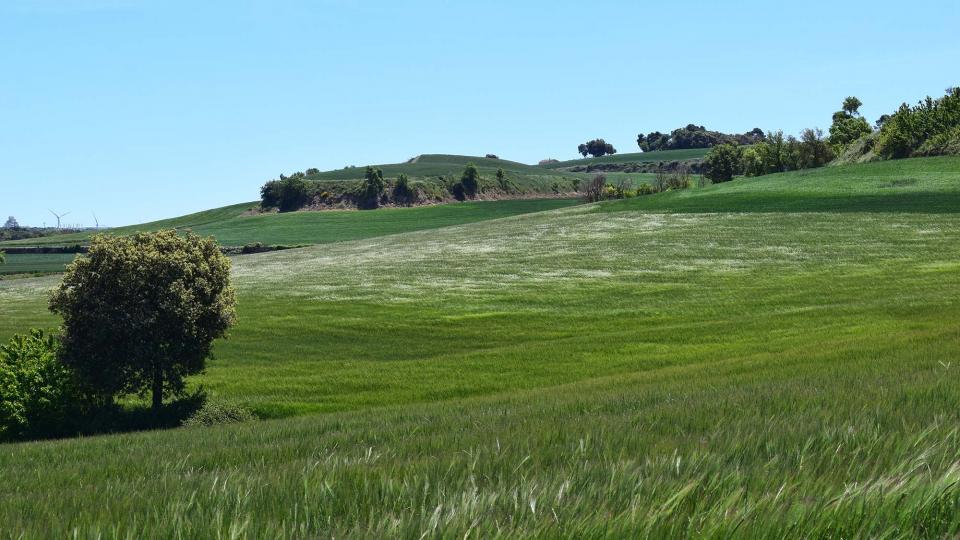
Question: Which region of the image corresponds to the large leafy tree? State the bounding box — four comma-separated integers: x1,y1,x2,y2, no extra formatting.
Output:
49,231,236,413
829,96,872,148
578,139,617,158
704,144,743,183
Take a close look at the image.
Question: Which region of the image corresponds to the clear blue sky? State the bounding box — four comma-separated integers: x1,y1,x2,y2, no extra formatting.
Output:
2,0,958,227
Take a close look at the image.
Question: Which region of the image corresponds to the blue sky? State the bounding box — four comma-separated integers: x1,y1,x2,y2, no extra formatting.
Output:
2,0,958,227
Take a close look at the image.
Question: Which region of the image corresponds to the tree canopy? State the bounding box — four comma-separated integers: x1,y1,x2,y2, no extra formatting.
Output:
578,139,617,158
49,230,236,413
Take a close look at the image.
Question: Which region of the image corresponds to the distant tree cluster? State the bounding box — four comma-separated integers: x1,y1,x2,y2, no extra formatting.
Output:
704,128,835,183
637,125,765,152
578,139,617,158
875,87,960,159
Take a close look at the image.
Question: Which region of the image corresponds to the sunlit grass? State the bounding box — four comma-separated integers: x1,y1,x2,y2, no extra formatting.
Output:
0,157,959,536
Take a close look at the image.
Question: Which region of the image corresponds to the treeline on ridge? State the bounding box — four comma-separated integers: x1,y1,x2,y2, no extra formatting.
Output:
638,125,766,152
259,164,574,212
702,88,960,182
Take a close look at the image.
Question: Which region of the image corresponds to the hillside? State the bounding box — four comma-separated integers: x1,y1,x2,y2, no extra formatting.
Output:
539,147,710,170
310,154,573,181
0,199,582,274
1,156,960,535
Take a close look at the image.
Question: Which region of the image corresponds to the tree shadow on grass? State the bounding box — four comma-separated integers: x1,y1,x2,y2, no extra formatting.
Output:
10,391,208,444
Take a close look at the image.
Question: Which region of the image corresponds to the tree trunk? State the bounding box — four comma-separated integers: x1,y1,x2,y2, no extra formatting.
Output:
152,367,163,415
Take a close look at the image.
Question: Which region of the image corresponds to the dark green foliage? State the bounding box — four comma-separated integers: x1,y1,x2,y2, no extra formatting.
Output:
741,129,834,178
638,125,765,151
578,139,617,158
49,231,236,413
0,329,78,441
392,174,415,205
359,167,386,209
829,97,872,149
460,163,480,198
704,143,744,182
449,181,466,201
876,88,960,159
829,116,872,148
261,176,311,212
842,96,863,116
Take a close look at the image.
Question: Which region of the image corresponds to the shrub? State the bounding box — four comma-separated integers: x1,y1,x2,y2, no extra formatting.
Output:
182,399,254,427
392,174,414,204
485,154,499,159
260,177,311,212
584,174,608,202
0,330,79,441
359,167,385,209
637,183,654,195
704,144,743,183
461,163,480,198
876,88,960,159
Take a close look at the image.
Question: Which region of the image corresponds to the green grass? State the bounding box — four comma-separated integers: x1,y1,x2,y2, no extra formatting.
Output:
601,155,960,213
1,157,959,536
0,198,581,252
540,148,710,169
309,153,575,180
0,253,78,275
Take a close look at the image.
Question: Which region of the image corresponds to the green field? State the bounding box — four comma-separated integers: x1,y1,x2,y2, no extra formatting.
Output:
540,148,710,169
310,153,575,181
0,253,78,275
1,157,960,536
0,198,582,249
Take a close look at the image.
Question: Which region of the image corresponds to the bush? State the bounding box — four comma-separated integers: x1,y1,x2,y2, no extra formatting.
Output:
0,330,79,441
637,183,654,195
584,174,608,202
359,167,385,209
182,399,254,427
392,174,414,204
260,176,311,212
704,144,743,183
461,163,480,198
485,154,499,159
876,88,960,159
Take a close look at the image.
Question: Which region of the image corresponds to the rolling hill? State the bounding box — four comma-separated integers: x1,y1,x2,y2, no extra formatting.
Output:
1,156,960,535
539,147,710,170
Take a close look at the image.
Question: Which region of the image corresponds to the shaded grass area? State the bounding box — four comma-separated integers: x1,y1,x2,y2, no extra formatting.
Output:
600,155,960,213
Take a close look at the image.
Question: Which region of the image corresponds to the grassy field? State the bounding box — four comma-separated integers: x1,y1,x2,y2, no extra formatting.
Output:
310,154,574,181
0,253,78,275
540,148,710,169
0,199,582,275
1,157,959,536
